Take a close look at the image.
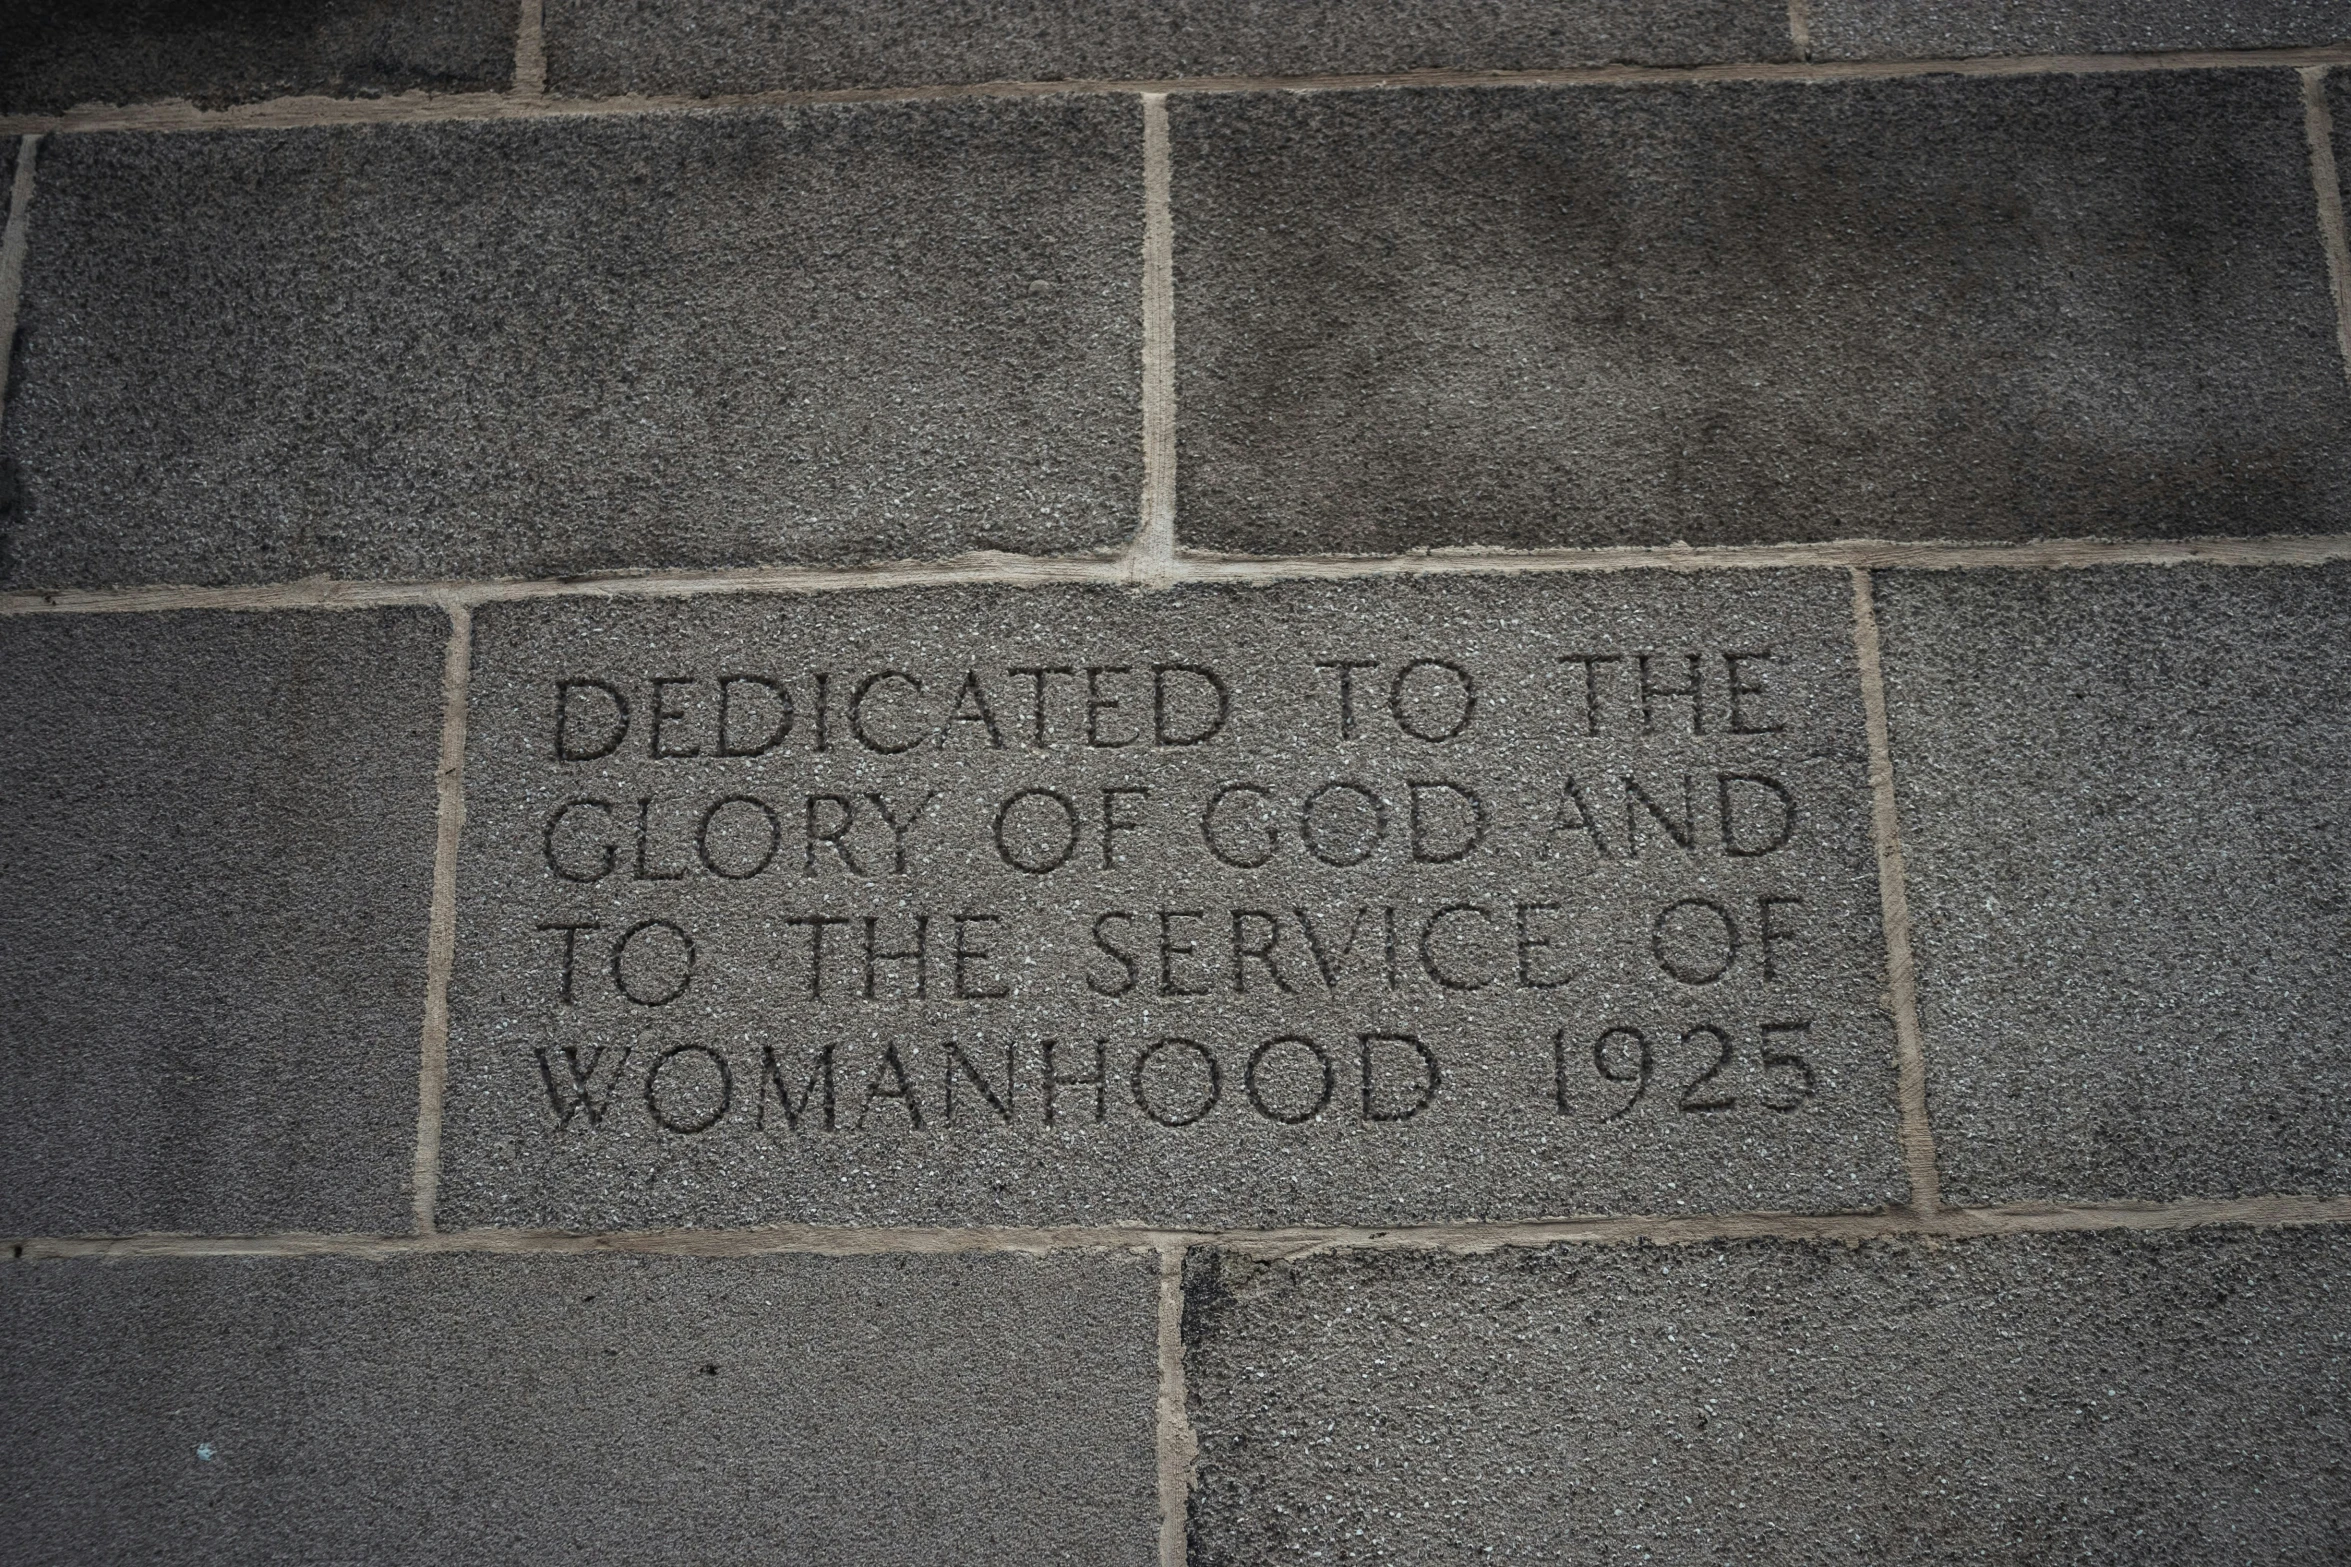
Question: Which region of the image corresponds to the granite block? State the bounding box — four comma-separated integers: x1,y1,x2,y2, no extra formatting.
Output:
0,610,445,1235
0,0,517,115
438,571,1904,1229
1811,0,2351,60
0,97,1141,588
2334,70,2351,217
1876,566,2351,1203
1172,71,2351,553
544,0,1790,96
1184,1228,2351,1564
0,1249,1159,1564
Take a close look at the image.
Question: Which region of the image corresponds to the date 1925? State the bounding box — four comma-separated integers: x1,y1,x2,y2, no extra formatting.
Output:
1554,1020,1817,1119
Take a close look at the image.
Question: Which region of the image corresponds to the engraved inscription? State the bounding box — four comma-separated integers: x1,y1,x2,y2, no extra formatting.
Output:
526,655,1807,1130
442,579,1904,1227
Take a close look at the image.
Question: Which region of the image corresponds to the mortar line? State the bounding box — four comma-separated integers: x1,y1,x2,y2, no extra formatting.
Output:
410,601,472,1235
2301,69,2351,387
1788,0,1813,60
4,533,2348,618
0,135,40,410
1130,93,1178,582
11,1194,2351,1263
8,45,2351,137
1155,1244,1196,1567
1850,568,1943,1214
1165,533,2351,579
513,0,548,98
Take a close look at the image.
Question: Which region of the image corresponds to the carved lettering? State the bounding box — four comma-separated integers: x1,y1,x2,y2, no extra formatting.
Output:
717,674,792,757
504,624,1852,1177
537,1044,630,1127
554,679,629,762
645,1042,731,1133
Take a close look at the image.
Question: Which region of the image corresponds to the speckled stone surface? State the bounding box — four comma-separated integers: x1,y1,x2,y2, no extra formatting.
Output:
1183,1228,2351,1564
437,572,1904,1229
0,1249,1159,1564
0,610,443,1235
543,0,1790,95
1810,0,2351,60
1876,565,2351,1203
1171,71,2351,554
0,0,516,114
0,99,1141,588
2334,72,2351,225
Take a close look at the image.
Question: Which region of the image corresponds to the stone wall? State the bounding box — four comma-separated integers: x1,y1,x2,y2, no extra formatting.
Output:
4,4,2350,1561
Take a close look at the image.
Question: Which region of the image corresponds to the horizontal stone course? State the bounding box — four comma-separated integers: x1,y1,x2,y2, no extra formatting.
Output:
1875,564,2351,1203
1809,0,2351,60
1172,70,2351,555
542,0,1790,96
1183,1227,2351,1564
0,0,517,115
438,571,1903,1230
0,609,444,1235
0,1249,1159,1564
0,97,1141,589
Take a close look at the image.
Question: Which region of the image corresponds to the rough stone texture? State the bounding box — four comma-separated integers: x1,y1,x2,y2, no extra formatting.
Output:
0,0,516,115
2335,71,2351,215
1172,71,2351,555
1811,0,2351,60
0,1249,1159,1564
1184,1228,2351,1564
1876,566,2351,1204
439,572,1903,1230
0,610,444,1235
544,0,1790,96
0,99,1140,589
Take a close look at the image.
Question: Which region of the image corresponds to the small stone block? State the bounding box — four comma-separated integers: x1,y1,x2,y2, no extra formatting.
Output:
1876,565,2351,1203
0,1249,1159,1563
1809,0,2351,60
1172,71,2351,553
1183,1229,2351,1563
0,0,519,115
0,610,445,1235
0,98,1142,588
543,0,1791,96
438,572,1904,1230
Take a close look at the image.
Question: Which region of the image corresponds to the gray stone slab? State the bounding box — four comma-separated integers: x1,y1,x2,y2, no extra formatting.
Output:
438,572,1904,1230
0,609,444,1235
1183,1227,2351,1564
1810,0,2351,60
1172,71,2351,555
0,0,517,115
2335,72,2351,211
544,0,1790,96
1876,565,2351,1204
0,99,1141,590
0,1248,1158,1564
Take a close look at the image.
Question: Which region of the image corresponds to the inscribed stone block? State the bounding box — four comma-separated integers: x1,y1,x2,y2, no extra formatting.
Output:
438,572,1905,1229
